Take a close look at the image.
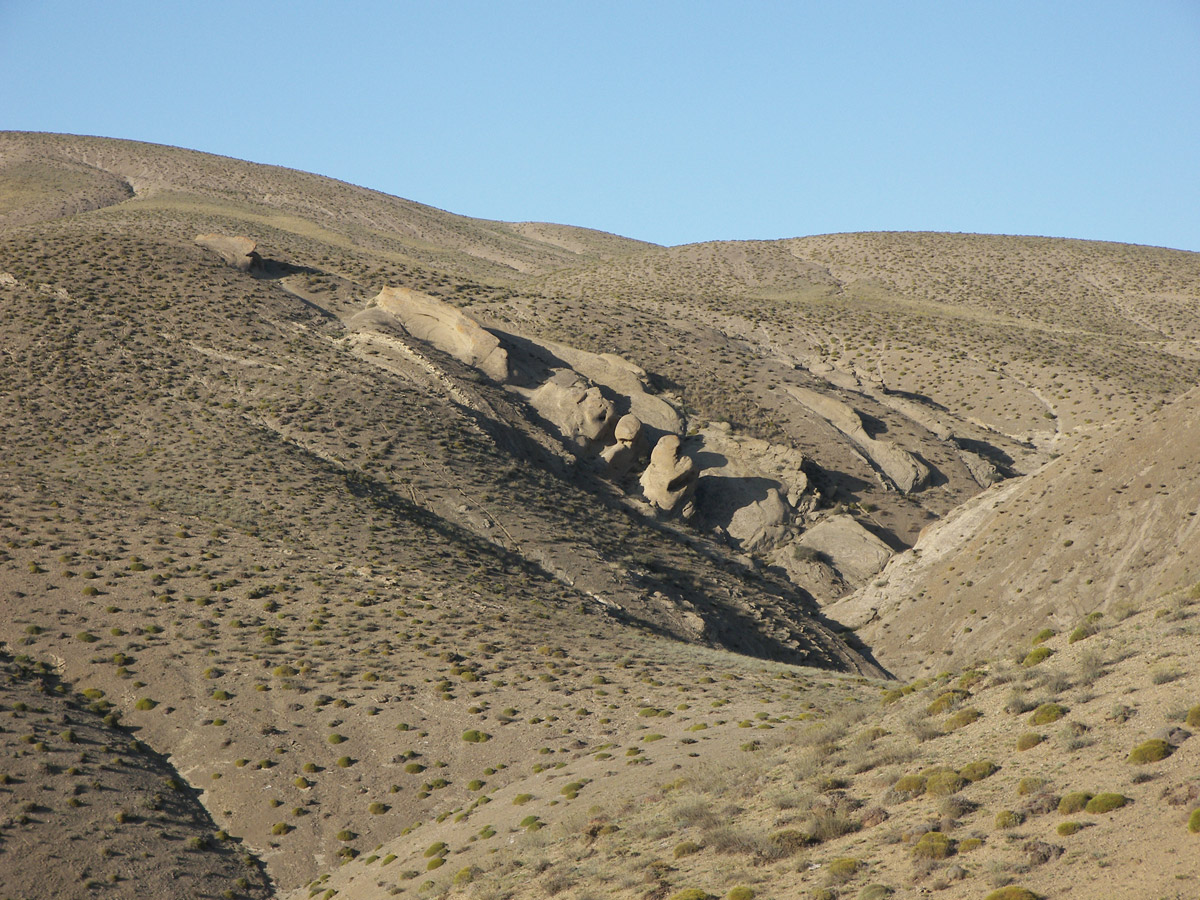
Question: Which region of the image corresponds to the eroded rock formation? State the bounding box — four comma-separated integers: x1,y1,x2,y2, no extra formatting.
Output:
372,286,509,381
195,234,261,271
640,434,697,517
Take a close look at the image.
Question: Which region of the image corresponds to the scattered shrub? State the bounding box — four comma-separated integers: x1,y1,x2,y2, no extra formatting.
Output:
893,774,926,797
926,769,966,796
727,889,755,900
912,831,953,860
1188,809,1200,833
1028,703,1067,726
1031,628,1055,645
1016,732,1044,751
926,690,968,714
1016,777,1046,796
826,857,861,882
1022,647,1054,667
943,708,981,731
668,891,710,900
134,698,156,711
984,889,1039,900
461,729,490,743
1057,821,1083,836
959,759,998,782
1058,792,1094,814
994,809,1023,829
1084,793,1127,813
674,840,702,859
1127,739,1171,764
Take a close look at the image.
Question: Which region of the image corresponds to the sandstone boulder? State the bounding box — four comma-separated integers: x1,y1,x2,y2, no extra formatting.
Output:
372,286,508,381
640,434,697,517
194,234,260,272
599,413,648,476
793,514,893,586
527,369,617,450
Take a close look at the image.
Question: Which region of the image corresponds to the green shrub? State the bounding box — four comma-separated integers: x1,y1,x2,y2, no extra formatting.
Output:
426,857,444,871
994,809,1023,829
134,698,156,711
1022,646,1054,667
1084,793,1127,813
911,831,953,860
727,889,755,900
271,822,291,835
925,769,966,796
1188,809,1200,833
327,733,346,744
1127,739,1171,764
668,891,710,900
1058,792,1094,814
1031,628,1055,645
926,690,968,714
368,802,388,814
674,840,702,859
826,857,861,882
943,708,981,731
1028,703,1067,725
335,830,355,841
958,837,983,852
857,887,893,900
461,729,490,743
453,866,479,885
1068,625,1094,644
513,793,533,805
1015,732,1044,751
984,889,1039,900
959,759,998,783
1057,821,1083,836
1016,777,1046,796
892,774,926,796
423,842,447,858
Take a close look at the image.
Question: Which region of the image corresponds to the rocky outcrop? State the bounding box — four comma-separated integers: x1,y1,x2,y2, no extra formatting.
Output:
372,286,509,381
526,369,617,450
687,422,814,553
195,234,261,271
640,434,697,517
599,414,648,476
786,385,930,492
793,514,893,586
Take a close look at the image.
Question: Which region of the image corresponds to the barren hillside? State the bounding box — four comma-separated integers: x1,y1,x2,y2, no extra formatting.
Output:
1,132,1198,900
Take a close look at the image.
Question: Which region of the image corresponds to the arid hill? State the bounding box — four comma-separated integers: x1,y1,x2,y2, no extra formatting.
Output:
1,132,1198,900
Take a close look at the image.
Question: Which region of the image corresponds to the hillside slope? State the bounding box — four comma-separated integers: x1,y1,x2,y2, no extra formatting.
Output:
1,132,1199,899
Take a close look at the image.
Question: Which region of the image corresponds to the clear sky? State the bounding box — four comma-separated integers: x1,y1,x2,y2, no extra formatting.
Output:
2,1,1197,251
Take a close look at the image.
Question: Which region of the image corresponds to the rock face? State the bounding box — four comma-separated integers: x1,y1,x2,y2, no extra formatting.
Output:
372,286,509,381
793,514,893,586
194,234,260,271
599,414,648,476
786,385,930,493
688,422,813,553
527,370,617,450
640,434,697,517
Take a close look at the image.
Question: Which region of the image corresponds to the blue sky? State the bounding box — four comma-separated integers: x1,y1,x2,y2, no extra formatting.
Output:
2,1,1197,251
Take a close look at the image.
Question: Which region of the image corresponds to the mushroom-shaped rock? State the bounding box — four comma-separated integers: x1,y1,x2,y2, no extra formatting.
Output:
640,434,697,518
372,286,508,381
528,370,617,449
195,234,260,271
599,413,647,476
